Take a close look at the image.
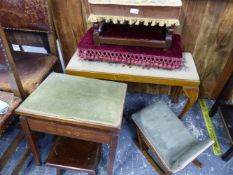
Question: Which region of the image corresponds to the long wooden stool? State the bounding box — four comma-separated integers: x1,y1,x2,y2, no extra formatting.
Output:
15,73,127,175
66,50,200,119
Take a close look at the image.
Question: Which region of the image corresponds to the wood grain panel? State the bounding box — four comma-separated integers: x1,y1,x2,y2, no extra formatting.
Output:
193,0,233,97
50,0,86,65
212,49,233,98
181,0,208,52
51,0,233,98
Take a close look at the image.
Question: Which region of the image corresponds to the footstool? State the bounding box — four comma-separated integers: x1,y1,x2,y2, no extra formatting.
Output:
132,100,214,175
15,72,127,175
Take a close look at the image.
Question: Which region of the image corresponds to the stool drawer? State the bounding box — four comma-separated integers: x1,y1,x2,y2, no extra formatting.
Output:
27,118,112,144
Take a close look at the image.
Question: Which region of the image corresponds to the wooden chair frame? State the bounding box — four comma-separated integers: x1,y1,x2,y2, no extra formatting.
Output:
0,26,26,99
0,1,62,174
0,0,62,96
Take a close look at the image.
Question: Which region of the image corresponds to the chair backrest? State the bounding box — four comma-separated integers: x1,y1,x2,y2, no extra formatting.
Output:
0,0,52,32
0,26,26,99
0,0,57,55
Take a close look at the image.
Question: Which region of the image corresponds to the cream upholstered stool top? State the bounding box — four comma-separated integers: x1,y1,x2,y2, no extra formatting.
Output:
132,100,214,174
67,51,199,84
66,51,200,119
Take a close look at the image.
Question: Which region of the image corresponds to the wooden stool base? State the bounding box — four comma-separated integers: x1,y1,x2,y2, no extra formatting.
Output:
46,137,101,175
136,129,203,175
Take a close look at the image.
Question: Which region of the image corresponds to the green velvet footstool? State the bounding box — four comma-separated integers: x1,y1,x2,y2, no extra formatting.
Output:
15,72,127,175
132,100,214,175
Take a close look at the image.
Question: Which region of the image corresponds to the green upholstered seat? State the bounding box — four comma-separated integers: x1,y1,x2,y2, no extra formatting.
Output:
16,73,127,129
132,101,213,173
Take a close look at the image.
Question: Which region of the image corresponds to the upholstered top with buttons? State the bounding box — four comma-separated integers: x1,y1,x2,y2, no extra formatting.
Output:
16,73,127,129
132,101,214,173
89,0,182,6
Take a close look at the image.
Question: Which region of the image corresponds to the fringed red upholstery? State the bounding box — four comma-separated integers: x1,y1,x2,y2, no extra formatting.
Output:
78,27,183,69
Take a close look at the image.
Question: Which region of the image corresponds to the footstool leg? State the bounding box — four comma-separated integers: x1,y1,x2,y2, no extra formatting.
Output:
108,135,118,175
179,87,199,119
56,168,62,175
192,159,203,168
142,150,166,175
137,129,147,151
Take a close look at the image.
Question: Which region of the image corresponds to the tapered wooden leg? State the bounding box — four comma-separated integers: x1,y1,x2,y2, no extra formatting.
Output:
107,135,118,175
171,86,182,103
142,150,166,175
20,116,41,165
136,129,147,151
192,159,203,168
56,168,62,175
179,87,199,119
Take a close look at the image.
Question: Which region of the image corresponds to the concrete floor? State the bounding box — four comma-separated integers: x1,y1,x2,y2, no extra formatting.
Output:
0,93,233,175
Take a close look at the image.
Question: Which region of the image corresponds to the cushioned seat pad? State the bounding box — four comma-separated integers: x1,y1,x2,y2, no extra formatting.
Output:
16,73,127,129
132,101,213,173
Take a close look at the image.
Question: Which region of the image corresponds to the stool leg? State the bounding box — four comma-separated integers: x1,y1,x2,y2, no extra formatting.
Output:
179,87,199,119
171,86,182,103
142,150,166,175
137,129,147,151
192,159,203,168
20,117,41,165
108,135,118,175
56,168,62,175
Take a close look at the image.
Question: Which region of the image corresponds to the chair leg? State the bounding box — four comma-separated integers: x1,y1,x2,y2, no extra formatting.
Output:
192,159,203,168
222,146,233,161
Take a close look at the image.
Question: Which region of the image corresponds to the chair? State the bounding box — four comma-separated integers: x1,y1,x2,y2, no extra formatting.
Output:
0,25,28,175
0,25,23,133
132,100,214,175
0,0,62,96
0,0,62,173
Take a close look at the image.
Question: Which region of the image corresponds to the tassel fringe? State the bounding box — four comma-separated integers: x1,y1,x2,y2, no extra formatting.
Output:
88,14,180,27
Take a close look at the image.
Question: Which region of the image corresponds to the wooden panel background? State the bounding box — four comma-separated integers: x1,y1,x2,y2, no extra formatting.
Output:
50,0,233,98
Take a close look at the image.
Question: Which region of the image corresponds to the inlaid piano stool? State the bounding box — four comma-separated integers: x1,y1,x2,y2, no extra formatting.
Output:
15,73,127,175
